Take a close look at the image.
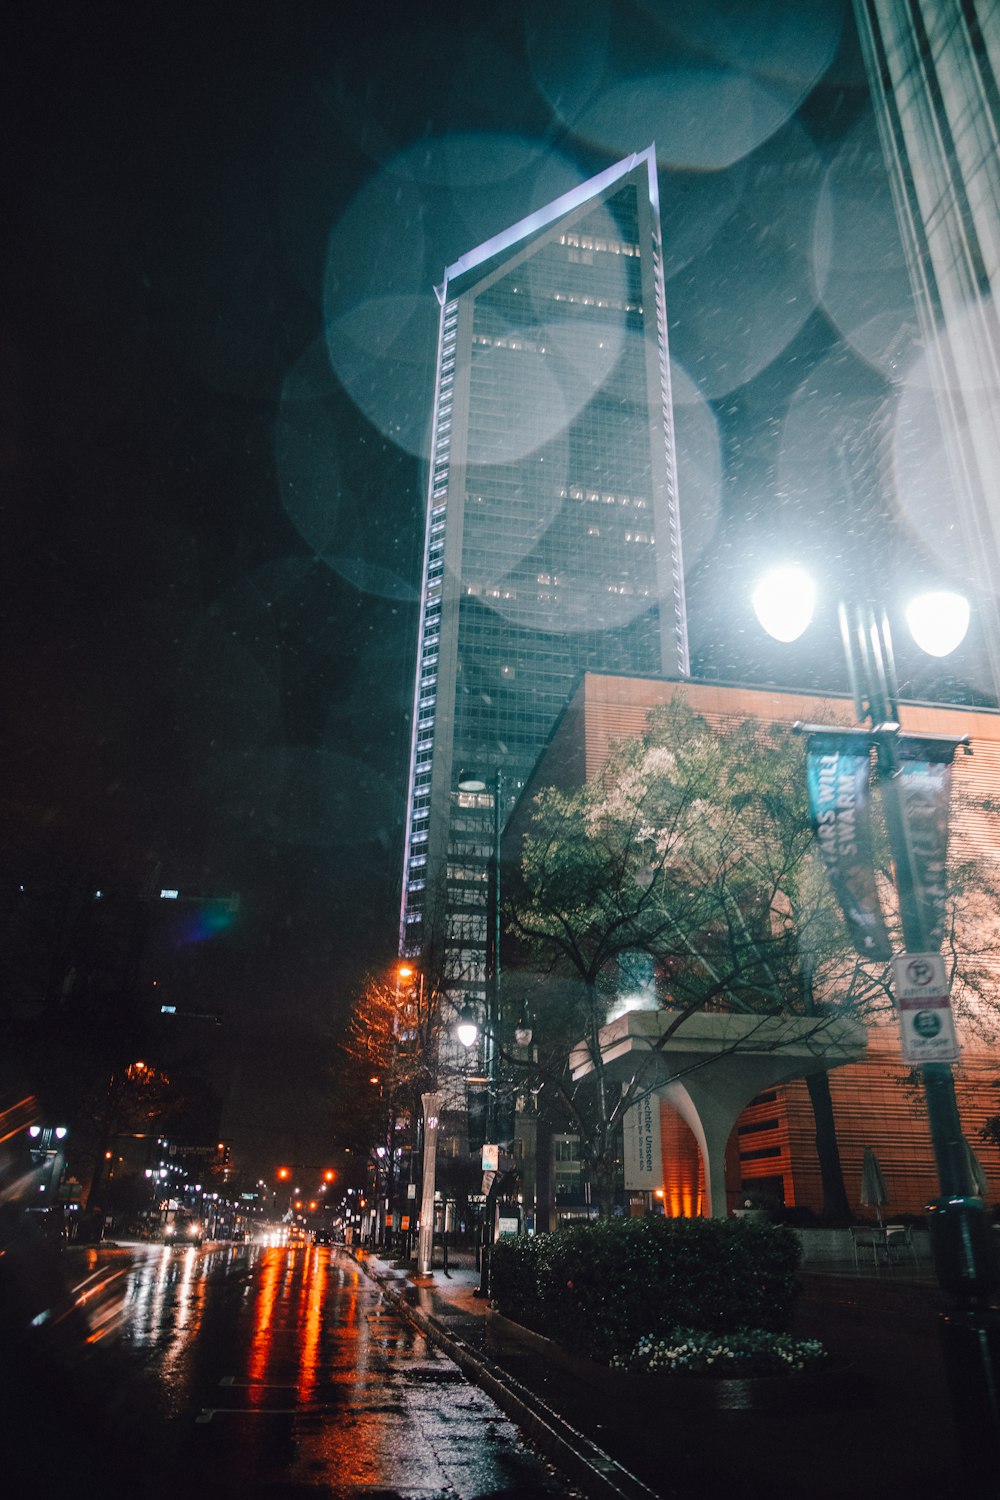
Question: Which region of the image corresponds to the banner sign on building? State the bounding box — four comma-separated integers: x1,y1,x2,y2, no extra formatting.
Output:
895,739,956,951
623,1093,662,1190
805,734,892,960
893,952,959,1063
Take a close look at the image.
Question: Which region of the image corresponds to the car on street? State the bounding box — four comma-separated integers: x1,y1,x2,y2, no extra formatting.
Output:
163,1215,204,1247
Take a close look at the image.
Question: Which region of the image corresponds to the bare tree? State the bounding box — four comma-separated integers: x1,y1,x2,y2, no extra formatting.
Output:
81,1059,180,1226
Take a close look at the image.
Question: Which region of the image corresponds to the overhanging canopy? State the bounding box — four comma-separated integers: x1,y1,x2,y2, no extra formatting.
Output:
570,1008,867,1215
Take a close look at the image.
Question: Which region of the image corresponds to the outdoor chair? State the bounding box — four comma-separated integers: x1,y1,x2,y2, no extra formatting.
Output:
850,1224,887,1272
884,1222,919,1266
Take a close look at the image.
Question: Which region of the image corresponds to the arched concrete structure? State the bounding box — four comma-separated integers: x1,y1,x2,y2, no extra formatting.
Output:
570,1008,867,1216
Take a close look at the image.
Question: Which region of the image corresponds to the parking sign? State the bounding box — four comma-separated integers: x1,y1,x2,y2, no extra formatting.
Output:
892,953,959,1063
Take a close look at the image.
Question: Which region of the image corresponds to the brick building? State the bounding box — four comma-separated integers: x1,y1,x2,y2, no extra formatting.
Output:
506,671,1000,1220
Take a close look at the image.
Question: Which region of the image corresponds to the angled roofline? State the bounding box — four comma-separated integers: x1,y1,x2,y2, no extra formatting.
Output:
435,145,658,304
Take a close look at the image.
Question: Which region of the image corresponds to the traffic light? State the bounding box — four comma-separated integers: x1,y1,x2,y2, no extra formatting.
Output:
323,1169,335,1183
277,1166,291,1181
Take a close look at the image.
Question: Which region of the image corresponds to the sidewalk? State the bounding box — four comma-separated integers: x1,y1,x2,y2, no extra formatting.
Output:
351,1244,994,1500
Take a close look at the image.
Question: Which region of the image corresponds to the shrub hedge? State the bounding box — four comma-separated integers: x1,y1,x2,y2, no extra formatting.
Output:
491,1216,802,1362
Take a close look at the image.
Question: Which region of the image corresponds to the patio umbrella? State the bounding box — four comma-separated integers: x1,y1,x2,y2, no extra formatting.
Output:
860,1146,888,1226
963,1137,989,1198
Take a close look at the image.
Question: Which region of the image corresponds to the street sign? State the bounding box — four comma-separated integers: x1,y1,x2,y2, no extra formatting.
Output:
892,952,948,1000
898,998,960,1063
893,952,959,1063
482,1143,499,1171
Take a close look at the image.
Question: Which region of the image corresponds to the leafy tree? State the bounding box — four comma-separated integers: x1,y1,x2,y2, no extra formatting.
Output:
505,699,894,1219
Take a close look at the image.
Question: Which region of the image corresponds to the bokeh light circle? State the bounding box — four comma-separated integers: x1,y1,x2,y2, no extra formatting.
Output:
322,135,581,458
813,116,919,381
526,0,842,170
666,122,822,399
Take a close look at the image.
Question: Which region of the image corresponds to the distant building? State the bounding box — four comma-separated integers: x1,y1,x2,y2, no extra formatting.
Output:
855,0,1000,699
506,671,1000,1222
400,150,688,1049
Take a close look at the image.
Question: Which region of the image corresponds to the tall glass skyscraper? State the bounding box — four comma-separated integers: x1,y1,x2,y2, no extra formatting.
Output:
400,148,688,1013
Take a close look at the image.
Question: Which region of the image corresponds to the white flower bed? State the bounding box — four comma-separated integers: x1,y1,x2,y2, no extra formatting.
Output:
612,1326,827,1377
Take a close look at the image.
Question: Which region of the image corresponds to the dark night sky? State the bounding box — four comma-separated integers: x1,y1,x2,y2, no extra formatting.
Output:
1,2,988,1173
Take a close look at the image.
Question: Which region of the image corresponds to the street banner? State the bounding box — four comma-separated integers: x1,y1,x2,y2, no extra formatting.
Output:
895,738,956,950
623,1093,662,1190
806,734,892,960
893,951,960,1064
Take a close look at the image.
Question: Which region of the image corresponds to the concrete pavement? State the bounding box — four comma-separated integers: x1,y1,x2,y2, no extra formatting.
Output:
351,1243,995,1500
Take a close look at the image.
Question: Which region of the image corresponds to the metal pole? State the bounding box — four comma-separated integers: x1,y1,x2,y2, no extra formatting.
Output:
847,607,1000,1469
476,770,502,1298
486,769,502,1135
417,1091,442,1275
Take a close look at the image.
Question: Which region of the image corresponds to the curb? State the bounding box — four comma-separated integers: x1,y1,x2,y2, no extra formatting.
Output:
350,1251,660,1500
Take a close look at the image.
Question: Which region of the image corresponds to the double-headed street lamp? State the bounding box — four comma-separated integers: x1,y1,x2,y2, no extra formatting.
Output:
28,1124,68,1206
753,565,999,1460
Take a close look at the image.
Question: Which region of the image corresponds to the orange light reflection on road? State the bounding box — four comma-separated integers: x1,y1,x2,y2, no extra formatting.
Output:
297,1245,328,1402
71,1263,132,1344
292,1255,390,1488
247,1247,284,1394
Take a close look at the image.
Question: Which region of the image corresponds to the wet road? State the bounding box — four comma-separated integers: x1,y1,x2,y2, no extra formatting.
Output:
13,1239,578,1499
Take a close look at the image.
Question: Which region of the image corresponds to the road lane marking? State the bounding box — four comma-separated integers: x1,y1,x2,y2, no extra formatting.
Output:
218,1377,300,1389
196,1406,337,1423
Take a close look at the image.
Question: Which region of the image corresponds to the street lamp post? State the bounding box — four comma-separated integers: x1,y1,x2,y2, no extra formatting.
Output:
754,571,1000,1464
457,768,503,1298
416,1090,443,1274
28,1125,68,1228
481,768,503,1297
397,956,425,1227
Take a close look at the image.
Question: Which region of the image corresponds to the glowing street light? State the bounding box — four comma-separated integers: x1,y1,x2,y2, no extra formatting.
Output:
750,564,816,643
750,568,971,665
456,1003,479,1050
905,590,971,658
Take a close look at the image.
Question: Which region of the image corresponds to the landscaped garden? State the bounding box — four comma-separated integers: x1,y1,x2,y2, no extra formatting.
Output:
491,1215,828,1377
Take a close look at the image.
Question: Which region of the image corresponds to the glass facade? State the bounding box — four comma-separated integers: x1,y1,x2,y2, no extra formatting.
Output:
854,0,1000,698
401,149,688,1010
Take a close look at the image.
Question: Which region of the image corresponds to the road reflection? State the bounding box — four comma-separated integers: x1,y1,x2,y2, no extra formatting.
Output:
36,1240,572,1498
